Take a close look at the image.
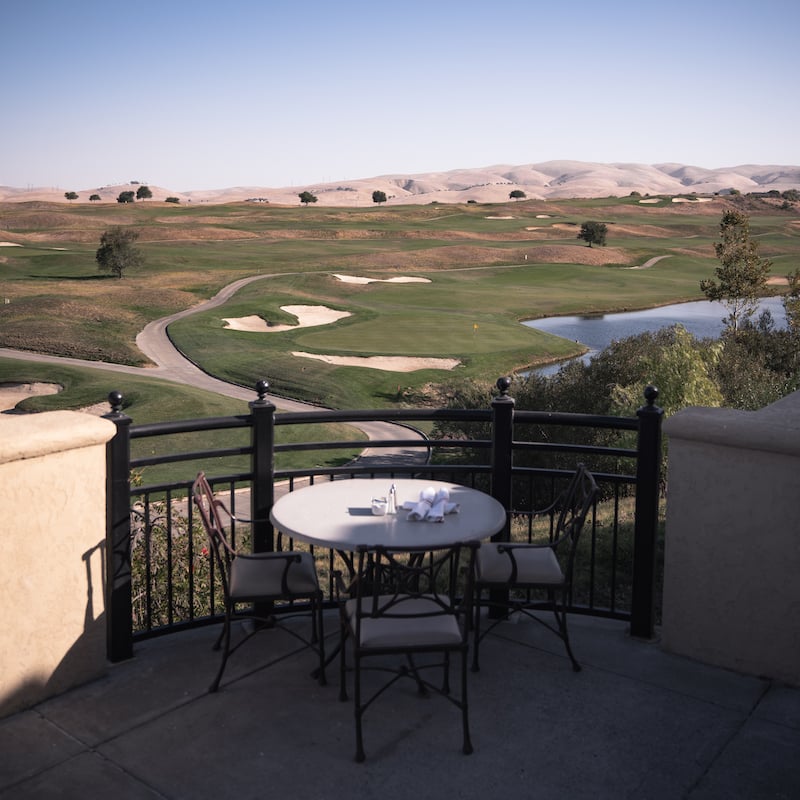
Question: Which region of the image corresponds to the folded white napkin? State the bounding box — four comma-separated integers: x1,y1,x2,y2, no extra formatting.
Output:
403,487,460,522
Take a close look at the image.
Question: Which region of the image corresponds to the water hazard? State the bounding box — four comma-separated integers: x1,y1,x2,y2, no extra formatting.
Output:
524,297,789,377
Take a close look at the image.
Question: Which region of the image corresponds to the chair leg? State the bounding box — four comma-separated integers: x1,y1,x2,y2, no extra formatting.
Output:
460,647,473,755
471,590,482,673
354,654,366,763
315,596,327,686
339,614,349,702
554,590,581,672
209,608,233,693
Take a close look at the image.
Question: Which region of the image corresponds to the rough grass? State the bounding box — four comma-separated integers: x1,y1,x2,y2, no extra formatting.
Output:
1,194,797,408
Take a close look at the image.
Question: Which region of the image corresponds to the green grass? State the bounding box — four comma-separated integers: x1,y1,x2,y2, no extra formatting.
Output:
0,358,363,481
1,194,797,408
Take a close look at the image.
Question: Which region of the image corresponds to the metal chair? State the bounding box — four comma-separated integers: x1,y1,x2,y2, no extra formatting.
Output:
337,541,480,762
472,464,599,672
192,472,326,692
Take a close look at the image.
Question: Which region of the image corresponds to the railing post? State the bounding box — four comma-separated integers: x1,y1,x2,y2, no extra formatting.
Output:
490,377,514,617
104,391,133,662
250,379,276,555
490,376,514,535
630,385,664,639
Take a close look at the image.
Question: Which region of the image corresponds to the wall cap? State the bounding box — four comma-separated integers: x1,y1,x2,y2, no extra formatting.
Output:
0,411,116,465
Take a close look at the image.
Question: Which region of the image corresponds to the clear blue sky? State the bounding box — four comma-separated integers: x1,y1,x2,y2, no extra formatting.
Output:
3,0,798,191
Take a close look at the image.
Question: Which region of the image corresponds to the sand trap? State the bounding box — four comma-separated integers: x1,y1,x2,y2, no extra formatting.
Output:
0,382,109,415
485,215,515,220
333,274,431,285
639,198,660,204
672,197,713,203
223,305,351,332
0,242,22,247
0,382,60,411
535,214,552,218
292,352,461,372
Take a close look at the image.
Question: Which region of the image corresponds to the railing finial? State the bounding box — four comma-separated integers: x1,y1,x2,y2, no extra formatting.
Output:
107,390,124,414
255,379,270,402
643,385,659,406
496,376,512,397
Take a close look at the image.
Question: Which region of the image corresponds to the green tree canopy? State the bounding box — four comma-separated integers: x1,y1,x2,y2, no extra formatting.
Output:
136,185,152,201
96,226,144,279
89,194,101,201
372,190,387,204
700,210,772,331
117,190,135,203
298,191,318,206
64,191,78,201
577,221,608,247
509,190,526,200
165,196,180,204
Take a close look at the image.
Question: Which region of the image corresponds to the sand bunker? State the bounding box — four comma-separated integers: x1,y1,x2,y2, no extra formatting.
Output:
292,352,461,372
223,305,351,332
672,197,713,203
0,382,60,411
0,242,22,247
333,274,431,285
485,215,515,220
0,382,108,415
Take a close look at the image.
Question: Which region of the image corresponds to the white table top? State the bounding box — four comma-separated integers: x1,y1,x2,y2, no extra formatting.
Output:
270,478,507,551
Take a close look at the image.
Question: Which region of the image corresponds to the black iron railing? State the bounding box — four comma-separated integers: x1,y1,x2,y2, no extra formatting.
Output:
104,379,663,662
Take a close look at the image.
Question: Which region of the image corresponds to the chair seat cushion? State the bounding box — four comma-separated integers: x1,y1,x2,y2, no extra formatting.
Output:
476,544,564,585
229,551,319,599
345,595,462,648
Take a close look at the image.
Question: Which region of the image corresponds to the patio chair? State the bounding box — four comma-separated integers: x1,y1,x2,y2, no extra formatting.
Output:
337,541,480,762
472,464,599,673
192,472,326,692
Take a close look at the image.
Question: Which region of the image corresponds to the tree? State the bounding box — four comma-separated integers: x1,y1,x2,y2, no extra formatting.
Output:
89,194,101,201
96,226,143,279
372,190,387,205
165,196,180,204
700,210,771,332
577,221,608,247
509,190,526,200
136,185,152,201
64,191,78,201
117,190,135,203
783,269,800,336
298,191,318,206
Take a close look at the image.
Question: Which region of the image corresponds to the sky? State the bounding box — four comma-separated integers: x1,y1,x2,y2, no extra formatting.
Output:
2,0,799,191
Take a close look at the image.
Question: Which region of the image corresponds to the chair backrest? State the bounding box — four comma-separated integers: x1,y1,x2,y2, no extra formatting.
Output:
192,472,237,587
550,464,599,565
352,542,480,639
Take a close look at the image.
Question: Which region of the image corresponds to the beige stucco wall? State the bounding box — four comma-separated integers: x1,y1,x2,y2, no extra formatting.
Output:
0,411,116,717
661,390,800,686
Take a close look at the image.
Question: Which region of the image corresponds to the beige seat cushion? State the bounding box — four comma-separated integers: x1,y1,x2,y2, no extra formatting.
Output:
476,544,564,585
229,551,319,599
346,595,462,648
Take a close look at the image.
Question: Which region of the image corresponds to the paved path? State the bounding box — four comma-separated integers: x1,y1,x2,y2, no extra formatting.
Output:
1,273,428,465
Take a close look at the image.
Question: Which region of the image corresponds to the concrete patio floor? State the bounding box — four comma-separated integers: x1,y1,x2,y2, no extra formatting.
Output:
2,613,798,799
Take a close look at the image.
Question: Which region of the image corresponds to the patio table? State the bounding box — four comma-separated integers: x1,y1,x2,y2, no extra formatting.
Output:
269,477,507,552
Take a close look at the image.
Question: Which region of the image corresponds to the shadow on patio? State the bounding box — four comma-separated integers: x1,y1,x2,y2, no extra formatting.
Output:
2,613,798,799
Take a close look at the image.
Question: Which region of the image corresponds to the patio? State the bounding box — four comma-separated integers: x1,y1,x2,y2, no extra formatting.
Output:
2,612,799,799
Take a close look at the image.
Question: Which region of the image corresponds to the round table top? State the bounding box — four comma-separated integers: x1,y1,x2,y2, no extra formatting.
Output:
269,478,507,551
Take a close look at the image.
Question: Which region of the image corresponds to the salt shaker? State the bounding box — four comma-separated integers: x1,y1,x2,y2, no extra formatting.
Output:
387,483,397,514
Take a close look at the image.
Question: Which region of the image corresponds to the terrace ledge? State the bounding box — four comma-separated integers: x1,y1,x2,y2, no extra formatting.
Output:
661,389,800,686
0,410,115,464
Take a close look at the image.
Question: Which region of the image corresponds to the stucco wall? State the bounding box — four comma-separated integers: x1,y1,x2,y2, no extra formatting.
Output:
0,411,116,717
661,390,800,686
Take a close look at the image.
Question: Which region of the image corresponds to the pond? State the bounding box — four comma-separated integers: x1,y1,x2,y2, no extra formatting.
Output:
524,297,789,377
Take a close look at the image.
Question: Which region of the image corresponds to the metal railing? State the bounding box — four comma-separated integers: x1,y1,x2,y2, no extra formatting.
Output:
104,379,663,662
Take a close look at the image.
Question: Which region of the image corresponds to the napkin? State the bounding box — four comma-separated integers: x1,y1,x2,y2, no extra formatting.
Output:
403,487,460,522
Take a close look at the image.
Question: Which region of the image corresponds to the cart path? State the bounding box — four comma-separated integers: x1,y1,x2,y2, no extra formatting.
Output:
1,273,428,465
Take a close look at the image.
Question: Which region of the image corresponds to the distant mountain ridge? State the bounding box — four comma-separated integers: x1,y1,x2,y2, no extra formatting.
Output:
2,160,799,206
